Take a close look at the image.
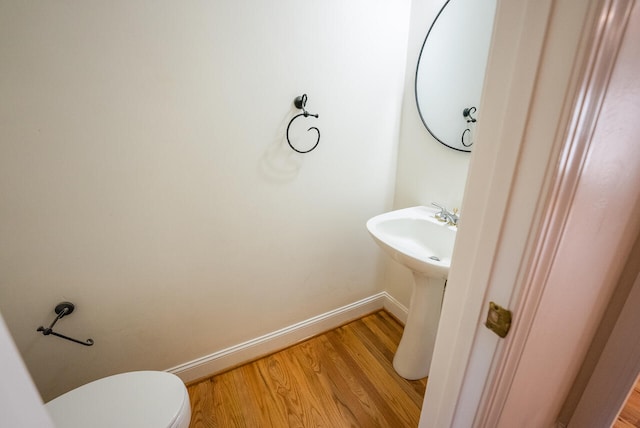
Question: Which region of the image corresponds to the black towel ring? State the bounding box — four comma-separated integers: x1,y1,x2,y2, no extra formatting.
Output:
286,94,320,154
461,128,473,147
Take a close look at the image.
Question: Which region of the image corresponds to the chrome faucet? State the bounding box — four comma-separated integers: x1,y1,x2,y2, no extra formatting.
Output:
431,202,459,226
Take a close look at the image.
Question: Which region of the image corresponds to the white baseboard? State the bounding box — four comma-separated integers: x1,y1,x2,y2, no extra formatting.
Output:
381,292,409,325
167,291,408,384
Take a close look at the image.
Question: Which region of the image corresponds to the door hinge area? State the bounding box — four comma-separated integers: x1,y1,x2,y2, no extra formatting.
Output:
485,301,512,338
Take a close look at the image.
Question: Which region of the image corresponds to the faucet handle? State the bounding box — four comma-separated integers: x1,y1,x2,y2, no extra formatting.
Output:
431,202,448,222
448,208,460,226
431,202,446,212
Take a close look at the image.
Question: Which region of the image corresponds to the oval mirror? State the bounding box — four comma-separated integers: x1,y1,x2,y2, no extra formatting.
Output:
415,0,497,152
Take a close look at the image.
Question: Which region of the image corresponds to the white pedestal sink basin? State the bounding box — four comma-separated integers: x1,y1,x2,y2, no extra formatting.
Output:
367,206,457,379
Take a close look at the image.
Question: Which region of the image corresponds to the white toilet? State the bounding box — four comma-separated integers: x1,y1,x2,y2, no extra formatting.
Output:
45,371,191,428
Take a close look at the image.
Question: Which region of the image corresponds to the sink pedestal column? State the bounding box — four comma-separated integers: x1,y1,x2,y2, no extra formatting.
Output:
393,272,446,380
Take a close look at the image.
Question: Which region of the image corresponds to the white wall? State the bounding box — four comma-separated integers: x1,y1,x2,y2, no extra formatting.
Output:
384,0,476,306
0,0,411,401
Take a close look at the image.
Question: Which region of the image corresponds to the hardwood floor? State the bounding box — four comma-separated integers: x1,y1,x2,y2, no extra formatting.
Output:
614,377,640,428
187,311,427,427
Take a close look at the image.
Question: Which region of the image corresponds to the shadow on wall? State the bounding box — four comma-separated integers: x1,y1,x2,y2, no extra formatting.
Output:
259,104,316,183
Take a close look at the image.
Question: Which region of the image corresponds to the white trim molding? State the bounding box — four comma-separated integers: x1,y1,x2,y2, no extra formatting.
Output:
381,291,409,325
167,292,408,384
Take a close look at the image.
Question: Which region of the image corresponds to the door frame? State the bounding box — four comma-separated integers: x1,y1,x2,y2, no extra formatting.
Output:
419,0,637,426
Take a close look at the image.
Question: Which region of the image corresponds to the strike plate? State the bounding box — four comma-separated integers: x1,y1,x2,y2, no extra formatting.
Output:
485,301,512,338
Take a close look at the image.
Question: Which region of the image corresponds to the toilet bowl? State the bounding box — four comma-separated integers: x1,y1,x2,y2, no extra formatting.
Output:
45,371,191,428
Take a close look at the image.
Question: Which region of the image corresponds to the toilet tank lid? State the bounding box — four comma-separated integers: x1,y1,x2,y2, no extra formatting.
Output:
45,371,189,428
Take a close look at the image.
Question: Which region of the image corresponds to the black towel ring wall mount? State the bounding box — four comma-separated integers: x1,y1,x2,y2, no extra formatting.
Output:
37,301,94,346
286,94,320,153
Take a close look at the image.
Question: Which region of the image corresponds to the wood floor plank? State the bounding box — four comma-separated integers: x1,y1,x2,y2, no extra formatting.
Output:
287,341,360,426
294,335,379,426
316,333,395,426
236,363,290,426
360,315,399,360
360,313,428,399
347,318,426,407
367,311,404,346
187,311,426,427
614,377,640,428
324,328,417,427
212,370,251,427
615,418,638,428
328,322,424,426
187,380,217,428
256,352,323,427
377,310,406,337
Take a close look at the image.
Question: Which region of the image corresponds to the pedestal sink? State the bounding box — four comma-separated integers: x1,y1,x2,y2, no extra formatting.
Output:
367,206,457,379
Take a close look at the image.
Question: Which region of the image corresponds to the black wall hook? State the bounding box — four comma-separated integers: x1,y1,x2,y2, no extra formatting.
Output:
286,94,320,154
37,302,94,346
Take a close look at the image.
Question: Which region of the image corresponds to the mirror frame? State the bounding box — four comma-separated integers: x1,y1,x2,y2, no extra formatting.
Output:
414,0,495,153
